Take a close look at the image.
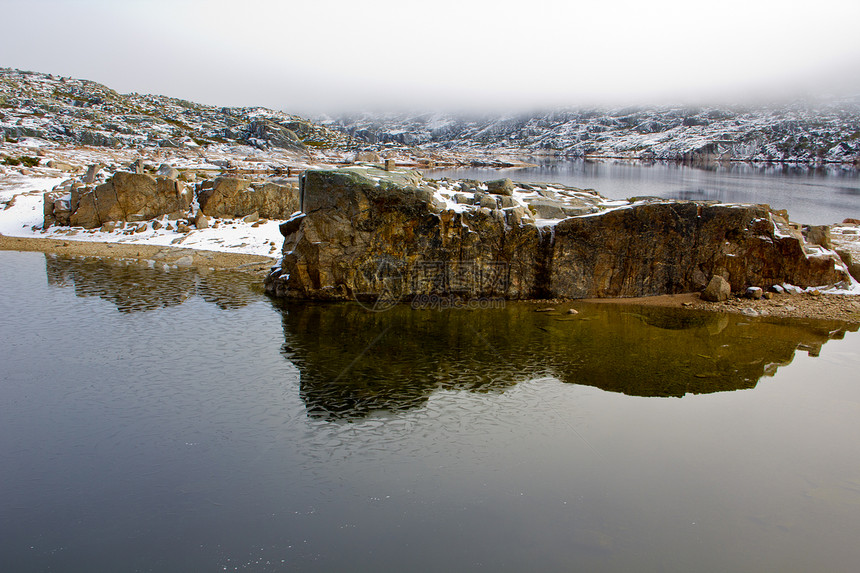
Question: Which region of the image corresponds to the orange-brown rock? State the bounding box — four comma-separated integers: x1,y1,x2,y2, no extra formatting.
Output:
68,172,191,229
197,177,299,219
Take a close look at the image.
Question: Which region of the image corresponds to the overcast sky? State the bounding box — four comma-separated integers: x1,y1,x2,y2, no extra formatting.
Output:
3,0,860,115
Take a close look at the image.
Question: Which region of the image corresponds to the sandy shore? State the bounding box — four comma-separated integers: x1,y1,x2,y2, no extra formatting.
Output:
0,234,277,275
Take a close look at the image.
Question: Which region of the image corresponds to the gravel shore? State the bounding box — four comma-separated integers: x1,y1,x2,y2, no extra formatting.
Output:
583,291,860,324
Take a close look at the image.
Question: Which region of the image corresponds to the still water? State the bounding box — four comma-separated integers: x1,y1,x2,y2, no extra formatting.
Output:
2,251,860,572
426,160,860,226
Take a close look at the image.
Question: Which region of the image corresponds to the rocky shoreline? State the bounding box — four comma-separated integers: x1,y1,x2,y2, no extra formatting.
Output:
580,291,860,323
2,233,858,323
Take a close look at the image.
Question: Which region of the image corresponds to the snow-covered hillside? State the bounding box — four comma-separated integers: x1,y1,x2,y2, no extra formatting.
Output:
0,68,350,152
324,102,860,164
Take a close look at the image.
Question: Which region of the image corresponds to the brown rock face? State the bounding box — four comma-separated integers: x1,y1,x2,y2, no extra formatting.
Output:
550,202,847,297
69,172,191,229
268,168,543,301
265,169,851,302
197,177,299,219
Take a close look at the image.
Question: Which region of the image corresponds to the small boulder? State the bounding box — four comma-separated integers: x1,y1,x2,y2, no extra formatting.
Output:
745,287,763,300
486,178,514,196
354,150,380,163
195,213,210,229
156,164,180,180
46,160,77,172
476,194,498,210
83,164,101,184
525,198,567,219
701,276,731,302
243,211,260,223
805,225,832,249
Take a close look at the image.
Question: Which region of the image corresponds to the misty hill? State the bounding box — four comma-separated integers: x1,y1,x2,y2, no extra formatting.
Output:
323,102,860,164
0,68,350,152
3,67,859,166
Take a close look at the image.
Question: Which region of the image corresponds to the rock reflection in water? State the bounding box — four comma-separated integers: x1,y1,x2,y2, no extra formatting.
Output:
278,302,857,420
44,254,261,313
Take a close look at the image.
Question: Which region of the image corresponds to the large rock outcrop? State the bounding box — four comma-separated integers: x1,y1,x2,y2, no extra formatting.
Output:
197,177,300,219
43,171,301,229
549,201,846,297
67,172,191,228
265,168,852,301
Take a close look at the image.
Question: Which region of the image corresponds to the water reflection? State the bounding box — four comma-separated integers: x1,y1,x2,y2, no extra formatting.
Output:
44,254,261,312
277,302,857,420
39,255,859,422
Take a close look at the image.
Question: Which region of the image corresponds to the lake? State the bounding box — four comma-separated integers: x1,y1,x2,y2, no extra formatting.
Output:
2,251,860,572
426,160,860,226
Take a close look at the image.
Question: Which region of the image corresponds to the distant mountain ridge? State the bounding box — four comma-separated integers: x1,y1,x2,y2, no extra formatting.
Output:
0,68,350,152
3,67,859,165
322,101,860,164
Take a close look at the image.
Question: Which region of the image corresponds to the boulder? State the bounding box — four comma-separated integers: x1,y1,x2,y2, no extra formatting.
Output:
486,178,514,196
156,164,180,180
43,191,71,227
265,169,851,302
805,225,832,249
526,198,567,219
46,160,78,172
266,167,543,301
475,194,498,209
354,150,381,163
550,203,847,298
701,276,731,302
197,177,299,219
836,249,860,282
69,172,192,228
745,286,764,299
83,164,103,184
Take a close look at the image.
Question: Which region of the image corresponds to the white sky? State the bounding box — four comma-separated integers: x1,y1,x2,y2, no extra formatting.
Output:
2,0,860,114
